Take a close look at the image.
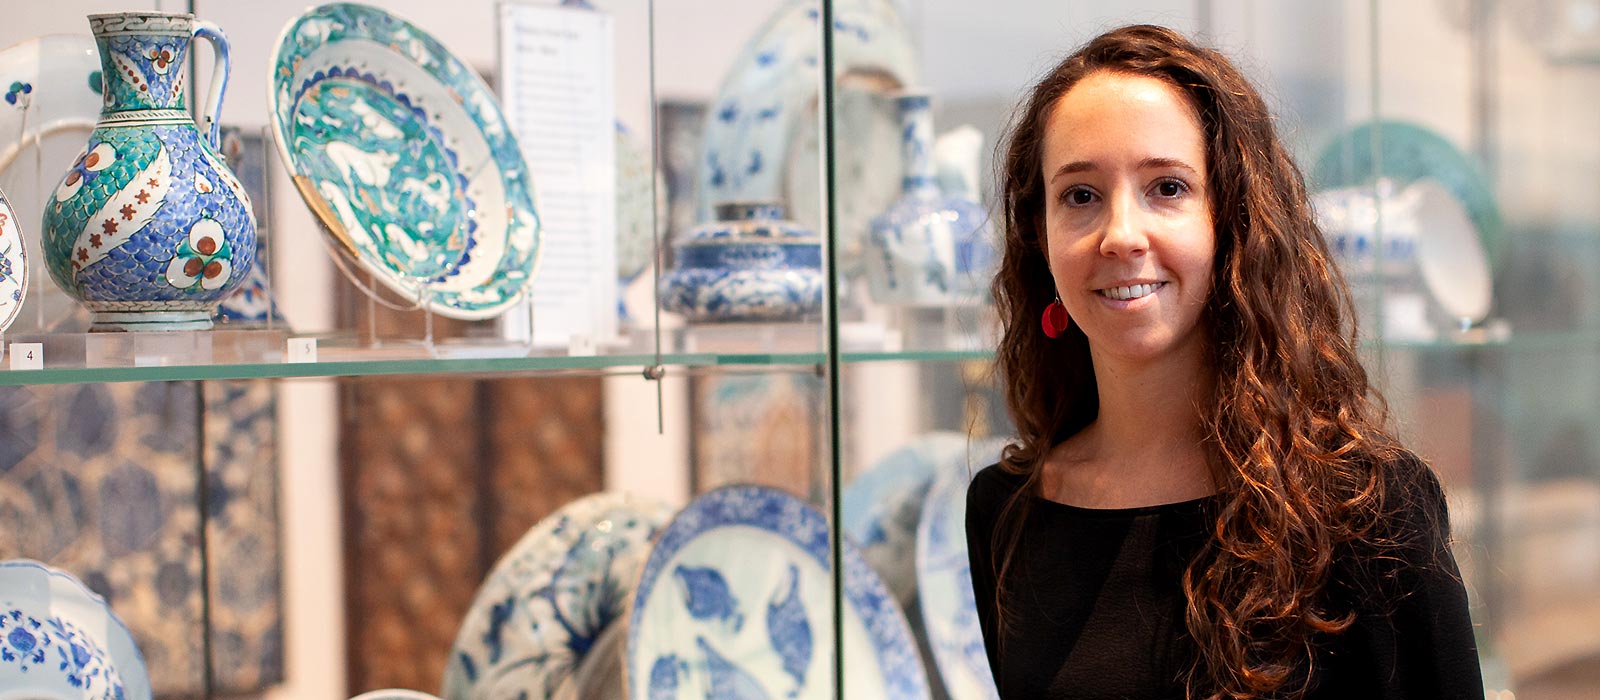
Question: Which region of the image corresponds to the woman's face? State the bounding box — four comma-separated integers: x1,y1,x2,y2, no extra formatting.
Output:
1040,70,1216,368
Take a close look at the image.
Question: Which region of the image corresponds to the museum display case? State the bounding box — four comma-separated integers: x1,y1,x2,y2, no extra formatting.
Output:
1,0,1597,698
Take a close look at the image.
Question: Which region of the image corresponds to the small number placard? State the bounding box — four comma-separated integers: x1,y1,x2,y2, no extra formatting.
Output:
287,337,318,364
9,343,42,370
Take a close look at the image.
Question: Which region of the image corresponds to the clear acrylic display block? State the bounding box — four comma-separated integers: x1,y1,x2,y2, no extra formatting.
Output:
4,329,291,369
887,305,998,354
676,322,822,355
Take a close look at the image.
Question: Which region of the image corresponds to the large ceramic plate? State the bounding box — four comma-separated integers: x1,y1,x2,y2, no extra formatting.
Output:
0,35,103,174
915,474,998,700
696,0,917,271
269,3,541,319
0,187,27,332
0,560,152,700
444,493,673,700
625,484,929,700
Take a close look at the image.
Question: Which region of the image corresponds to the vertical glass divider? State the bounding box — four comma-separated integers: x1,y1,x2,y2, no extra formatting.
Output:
820,0,846,697
646,0,666,434
1368,0,1387,379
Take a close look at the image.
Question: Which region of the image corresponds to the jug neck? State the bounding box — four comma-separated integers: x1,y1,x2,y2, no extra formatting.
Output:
90,13,194,115
897,92,938,197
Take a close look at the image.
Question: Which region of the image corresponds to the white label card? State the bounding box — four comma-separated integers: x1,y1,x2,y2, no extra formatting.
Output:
287,337,318,364
499,2,618,348
9,343,42,370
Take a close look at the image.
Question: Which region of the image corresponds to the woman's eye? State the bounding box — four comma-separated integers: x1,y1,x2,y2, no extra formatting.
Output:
1061,187,1096,206
1153,179,1187,198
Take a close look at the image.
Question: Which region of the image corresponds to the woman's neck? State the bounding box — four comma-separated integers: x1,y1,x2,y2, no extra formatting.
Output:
1043,346,1215,508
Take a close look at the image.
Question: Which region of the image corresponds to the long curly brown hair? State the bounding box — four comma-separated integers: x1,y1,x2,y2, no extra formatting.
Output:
989,24,1415,699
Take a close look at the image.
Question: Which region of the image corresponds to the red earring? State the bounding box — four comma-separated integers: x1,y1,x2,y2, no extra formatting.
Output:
1041,297,1070,338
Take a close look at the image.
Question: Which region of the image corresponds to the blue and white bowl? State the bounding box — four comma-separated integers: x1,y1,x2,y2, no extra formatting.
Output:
660,202,822,322
1311,177,1418,280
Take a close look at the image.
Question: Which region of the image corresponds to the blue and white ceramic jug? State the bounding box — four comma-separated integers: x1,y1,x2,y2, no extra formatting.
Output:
42,12,255,331
866,92,994,307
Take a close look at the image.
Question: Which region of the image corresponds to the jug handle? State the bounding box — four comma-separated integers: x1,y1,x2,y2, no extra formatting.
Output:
191,20,231,151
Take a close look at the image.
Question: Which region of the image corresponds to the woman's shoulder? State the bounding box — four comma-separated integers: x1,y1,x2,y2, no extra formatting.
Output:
1371,448,1453,546
1335,448,1461,600
966,462,1028,527
970,461,1029,500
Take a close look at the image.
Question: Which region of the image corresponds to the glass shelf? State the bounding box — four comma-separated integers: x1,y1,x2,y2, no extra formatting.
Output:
7,324,1592,387
0,326,999,386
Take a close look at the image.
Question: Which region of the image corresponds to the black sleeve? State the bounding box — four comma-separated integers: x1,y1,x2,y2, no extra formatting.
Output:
1320,454,1486,700
966,463,1015,680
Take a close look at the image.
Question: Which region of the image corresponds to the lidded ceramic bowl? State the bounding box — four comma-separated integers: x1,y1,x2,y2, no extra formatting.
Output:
660,202,823,322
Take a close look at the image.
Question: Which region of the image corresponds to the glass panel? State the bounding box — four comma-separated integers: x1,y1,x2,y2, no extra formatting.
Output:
1371,0,1600,694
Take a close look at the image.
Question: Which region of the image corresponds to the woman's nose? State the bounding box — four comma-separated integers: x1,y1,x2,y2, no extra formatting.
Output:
1098,189,1150,258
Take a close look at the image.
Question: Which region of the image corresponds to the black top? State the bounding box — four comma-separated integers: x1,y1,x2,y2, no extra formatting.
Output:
965,460,1485,699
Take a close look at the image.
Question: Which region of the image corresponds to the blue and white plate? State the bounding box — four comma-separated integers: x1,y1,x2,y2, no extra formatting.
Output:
0,559,151,700
696,0,918,271
0,186,27,333
444,493,673,700
842,432,973,606
269,3,541,320
625,484,929,700
915,473,998,700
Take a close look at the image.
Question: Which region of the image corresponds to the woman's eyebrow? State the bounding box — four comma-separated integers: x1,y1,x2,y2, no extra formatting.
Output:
1050,157,1201,182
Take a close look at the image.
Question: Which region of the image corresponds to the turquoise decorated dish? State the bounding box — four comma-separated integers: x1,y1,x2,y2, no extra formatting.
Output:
268,3,541,319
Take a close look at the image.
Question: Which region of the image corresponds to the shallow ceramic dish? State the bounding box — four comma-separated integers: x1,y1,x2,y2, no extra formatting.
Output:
695,0,918,270
269,2,541,319
0,186,28,332
0,560,151,700
443,493,673,700
625,484,929,700
915,474,998,700
0,35,103,174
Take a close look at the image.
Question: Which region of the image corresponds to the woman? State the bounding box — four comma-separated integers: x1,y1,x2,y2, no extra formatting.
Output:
968,24,1484,699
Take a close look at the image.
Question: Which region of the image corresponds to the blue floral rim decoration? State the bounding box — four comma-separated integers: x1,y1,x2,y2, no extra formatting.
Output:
0,560,152,700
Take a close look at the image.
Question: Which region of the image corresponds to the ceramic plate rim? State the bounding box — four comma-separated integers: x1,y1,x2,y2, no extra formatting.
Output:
0,189,29,333
913,473,998,700
0,559,152,700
